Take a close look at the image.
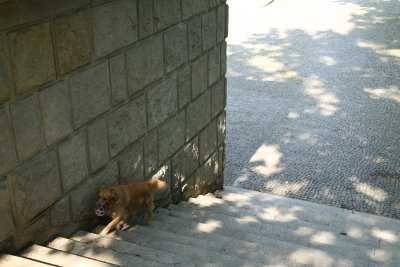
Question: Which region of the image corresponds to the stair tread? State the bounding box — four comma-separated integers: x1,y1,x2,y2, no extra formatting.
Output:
154,207,381,267
0,254,53,267
20,244,117,267
48,236,168,267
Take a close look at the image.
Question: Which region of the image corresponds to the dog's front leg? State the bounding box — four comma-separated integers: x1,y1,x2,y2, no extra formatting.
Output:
101,215,122,235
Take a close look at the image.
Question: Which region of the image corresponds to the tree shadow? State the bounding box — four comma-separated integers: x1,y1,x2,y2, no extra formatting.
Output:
225,0,400,219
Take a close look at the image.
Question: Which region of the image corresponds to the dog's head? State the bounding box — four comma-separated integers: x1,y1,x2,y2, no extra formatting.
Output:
97,187,116,207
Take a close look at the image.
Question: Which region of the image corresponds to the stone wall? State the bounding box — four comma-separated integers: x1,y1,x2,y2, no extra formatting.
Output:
0,0,227,252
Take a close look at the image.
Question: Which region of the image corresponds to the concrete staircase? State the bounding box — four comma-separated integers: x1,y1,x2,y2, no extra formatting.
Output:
1,186,400,266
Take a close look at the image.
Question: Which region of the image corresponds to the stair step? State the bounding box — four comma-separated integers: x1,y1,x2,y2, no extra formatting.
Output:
20,244,117,267
170,202,398,265
47,236,166,267
188,192,400,251
96,225,266,267
155,206,386,266
71,230,198,266
0,254,53,267
126,220,305,266
221,186,400,238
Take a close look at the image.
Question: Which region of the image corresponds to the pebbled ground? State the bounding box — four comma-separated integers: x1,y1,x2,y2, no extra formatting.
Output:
225,0,400,219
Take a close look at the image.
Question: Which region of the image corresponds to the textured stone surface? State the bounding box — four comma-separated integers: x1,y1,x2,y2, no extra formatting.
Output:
199,120,217,163
10,94,43,161
164,25,188,73
69,61,111,128
91,0,138,57
172,138,200,186
38,81,72,145
191,55,208,99
50,196,71,227
208,46,221,86
182,0,208,20
0,33,10,104
178,65,191,109
220,41,227,75
147,74,178,130
0,177,15,242
196,152,219,192
109,54,128,105
211,78,225,118
71,161,118,220
216,4,226,43
53,10,91,75
58,132,88,193
0,108,16,175
138,0,153,39
107,95,147,157
202,11,217,51
126,36,164,95
217,111,226,146
87,118,109,173
152,163,172,201
186,90,211,140
226,0,400,219
119,141,144,184
158,111,185,163
154,0,180,31
144,131,157,176
8,22,56,94
187,16,202,60
10,150,61,226
181,174,199,199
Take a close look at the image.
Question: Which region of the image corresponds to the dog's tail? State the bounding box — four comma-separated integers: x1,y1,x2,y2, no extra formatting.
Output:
148,178,167,191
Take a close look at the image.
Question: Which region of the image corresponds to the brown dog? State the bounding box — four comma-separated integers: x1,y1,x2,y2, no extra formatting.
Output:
97,178,167,235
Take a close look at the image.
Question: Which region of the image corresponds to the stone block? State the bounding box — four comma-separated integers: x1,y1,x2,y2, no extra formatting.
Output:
109,53,128,105
199,120,217,163
187,16,202,60
154,0,180,31
87,117,109,173
0,108,16,175
0,33,10,104
164,24,188,73
69,61,111,128
38,80,73,145
216,4,226,43
147,74,178,130
91,0,138,57
0,177,15,243
178,65,191,109
144,131,157,176
208,46,221,86
209,0,220,8
8,22,56,94
181,175,199,199
217,111,226,146
71,161,118,220
202,10,217,51
53,10,91,75
119,141,144,184
151,163,171,201
195,152,219,194
138,0,154,39
107,95,147,157
217,145,224,183
10,149,61,226
172,138,199,186
59,132,88,193
225,4,229,38
10,94,43,161
18,211,50,235
126,36,164,95
158,111,185,163
221,41,227,75
182,0,208,20
211,78,224,117
191,55,208,99
50,196,71,227
186,90,211,140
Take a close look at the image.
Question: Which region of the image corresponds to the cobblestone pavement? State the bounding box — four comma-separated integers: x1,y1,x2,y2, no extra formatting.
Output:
225,0,400,219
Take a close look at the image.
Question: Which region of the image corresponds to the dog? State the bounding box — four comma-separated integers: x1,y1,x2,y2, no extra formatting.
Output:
96,178,167,235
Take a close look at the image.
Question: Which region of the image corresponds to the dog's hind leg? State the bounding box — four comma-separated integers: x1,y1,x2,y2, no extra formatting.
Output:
144,200,154,225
